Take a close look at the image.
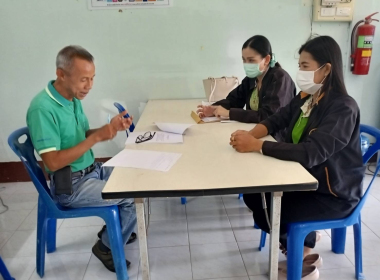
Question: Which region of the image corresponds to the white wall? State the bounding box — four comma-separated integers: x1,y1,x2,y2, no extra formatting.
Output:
0,0,377,161
345,0,380,126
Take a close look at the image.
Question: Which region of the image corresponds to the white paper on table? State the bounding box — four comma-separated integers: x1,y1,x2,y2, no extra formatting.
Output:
103,149,182,172
201,115,230,123
201,117,221,123
221,120,238,123
125,131,183,145
154,123,193,134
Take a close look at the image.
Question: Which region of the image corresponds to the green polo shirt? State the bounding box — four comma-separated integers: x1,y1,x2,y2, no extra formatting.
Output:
26,81,95,173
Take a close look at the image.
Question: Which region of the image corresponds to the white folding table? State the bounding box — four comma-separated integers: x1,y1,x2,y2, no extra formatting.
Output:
102,99,318,280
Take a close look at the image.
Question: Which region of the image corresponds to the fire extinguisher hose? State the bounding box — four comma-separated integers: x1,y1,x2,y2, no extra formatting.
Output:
351,20,365,69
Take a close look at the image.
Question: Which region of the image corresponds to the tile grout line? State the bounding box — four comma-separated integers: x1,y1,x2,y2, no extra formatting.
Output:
0,230,17,251
3,204,36,251
185,199,195,280
4,186,38,234
222,196,240,244
222,195,250,278
28,268,37,280
361,219,380,239
81,253,93,280
14,208,36,232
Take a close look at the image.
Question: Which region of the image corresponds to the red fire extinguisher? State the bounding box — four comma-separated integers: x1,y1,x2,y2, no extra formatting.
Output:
351,12,379,75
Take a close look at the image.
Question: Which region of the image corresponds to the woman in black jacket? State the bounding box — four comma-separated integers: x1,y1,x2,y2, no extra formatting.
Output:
230,36,365,275
197,35,296,141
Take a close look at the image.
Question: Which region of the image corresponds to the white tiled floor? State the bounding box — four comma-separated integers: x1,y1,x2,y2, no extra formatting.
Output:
1,176,380,280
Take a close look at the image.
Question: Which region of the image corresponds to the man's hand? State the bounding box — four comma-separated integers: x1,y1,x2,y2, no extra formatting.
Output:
40,112,131,172
196,105,216,118
93,124,118,142
229,131,263,153
213,106,229,118
110,110,133,131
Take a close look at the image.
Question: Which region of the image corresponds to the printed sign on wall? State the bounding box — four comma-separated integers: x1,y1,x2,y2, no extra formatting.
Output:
89,0,172,10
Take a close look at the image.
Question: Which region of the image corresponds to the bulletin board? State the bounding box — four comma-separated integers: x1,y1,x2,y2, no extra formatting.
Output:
88,0,172,10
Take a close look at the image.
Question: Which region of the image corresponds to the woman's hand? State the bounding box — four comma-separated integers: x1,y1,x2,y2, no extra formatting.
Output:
231,130,250,136
230,131,263,153
213,106,230,118
197,105,216,118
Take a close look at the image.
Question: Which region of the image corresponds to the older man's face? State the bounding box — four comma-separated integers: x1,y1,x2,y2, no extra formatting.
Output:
60,57,95,100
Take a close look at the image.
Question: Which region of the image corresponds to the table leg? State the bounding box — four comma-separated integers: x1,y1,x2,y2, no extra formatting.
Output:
269,192,283,280
135,198,150,280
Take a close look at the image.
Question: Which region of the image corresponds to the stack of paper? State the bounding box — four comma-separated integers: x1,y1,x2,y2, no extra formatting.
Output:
201,116,222,123
191,111,232,124
103,149,182,172
154,123,193,134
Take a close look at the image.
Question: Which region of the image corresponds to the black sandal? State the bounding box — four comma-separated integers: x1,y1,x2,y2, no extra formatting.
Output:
279,244,288,256
97,225,137,245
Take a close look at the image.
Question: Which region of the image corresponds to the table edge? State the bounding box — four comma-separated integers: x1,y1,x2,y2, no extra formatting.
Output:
101,182,318,199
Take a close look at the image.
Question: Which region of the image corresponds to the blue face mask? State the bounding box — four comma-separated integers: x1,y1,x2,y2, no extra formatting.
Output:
243,54,277,78
244,62,264,78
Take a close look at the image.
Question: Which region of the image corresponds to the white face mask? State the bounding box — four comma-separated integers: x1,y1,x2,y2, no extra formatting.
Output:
296,64,326,95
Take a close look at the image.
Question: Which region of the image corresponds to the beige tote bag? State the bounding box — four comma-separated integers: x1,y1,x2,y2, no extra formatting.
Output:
203,76,239,102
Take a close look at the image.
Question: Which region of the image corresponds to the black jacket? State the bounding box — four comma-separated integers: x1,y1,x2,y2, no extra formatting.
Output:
213,66,296,141
261,91,365,211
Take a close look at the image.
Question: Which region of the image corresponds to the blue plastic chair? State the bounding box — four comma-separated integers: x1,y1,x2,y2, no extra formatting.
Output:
257,126,374,253
255,124,379,280
252,135,371,251
0,255,15,280
8,128,129,280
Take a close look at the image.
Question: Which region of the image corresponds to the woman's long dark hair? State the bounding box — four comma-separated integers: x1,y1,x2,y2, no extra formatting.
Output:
299,36,348,95
242,35,280,67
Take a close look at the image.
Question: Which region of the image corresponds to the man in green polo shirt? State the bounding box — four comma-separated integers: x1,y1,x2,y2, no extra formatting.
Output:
26,45,137,272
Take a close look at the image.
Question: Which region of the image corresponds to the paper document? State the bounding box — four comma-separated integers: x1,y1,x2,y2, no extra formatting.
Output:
191,111,227,124
155,123,193,134
103,149,182,172
125,131,183,145
201,117,222,123
221,120,238,123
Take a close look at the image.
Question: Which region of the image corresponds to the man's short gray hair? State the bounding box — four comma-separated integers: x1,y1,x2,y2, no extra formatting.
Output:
56,45,94,71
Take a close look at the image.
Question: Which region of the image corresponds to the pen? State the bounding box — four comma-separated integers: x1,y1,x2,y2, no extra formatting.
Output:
113,102,135,132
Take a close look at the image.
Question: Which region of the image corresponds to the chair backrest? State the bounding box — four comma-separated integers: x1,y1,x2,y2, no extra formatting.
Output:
351,124,380,216
8,127,58,210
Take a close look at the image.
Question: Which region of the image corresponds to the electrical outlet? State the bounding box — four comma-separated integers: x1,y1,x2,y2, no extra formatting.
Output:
321,7,336,16
313,0,355,21
336,7,351,16
322,0,340,5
